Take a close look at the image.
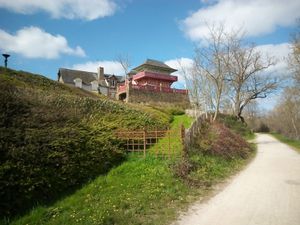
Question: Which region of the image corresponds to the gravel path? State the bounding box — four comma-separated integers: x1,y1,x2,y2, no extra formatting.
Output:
172,134,300,225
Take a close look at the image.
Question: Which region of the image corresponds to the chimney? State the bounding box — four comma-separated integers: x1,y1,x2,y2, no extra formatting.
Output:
97,67,104,83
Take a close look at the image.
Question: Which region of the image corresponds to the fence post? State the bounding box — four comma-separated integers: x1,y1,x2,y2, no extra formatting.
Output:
181,124,187,158
143,129,146,158
155,128,158,158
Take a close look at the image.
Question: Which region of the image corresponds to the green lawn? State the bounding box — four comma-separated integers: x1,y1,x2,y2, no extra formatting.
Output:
6,115,253,225
271,133,300,153
8,157,192,225
147,115,193,158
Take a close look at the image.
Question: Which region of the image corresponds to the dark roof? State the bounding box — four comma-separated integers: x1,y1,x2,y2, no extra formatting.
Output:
58,68,97,84
104,74,124,82
132,59,177,73
58,68,124,84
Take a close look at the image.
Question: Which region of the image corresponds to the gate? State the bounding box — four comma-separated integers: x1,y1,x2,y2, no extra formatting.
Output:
115,125,185,159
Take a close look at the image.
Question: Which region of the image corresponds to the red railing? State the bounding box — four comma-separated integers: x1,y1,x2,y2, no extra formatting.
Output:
118,84,188,94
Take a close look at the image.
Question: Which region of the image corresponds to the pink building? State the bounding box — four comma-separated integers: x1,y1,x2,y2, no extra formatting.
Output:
117,59,188,106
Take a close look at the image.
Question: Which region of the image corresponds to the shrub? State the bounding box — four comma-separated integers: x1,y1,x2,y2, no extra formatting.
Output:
191,121,252,159
173,116,253,187
217,114,253,138
256,122,270,133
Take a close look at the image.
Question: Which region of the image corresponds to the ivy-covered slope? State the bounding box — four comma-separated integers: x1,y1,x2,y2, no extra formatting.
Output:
0,67,170,218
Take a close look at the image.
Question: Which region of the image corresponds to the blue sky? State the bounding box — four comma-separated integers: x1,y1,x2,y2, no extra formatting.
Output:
0,0,299,109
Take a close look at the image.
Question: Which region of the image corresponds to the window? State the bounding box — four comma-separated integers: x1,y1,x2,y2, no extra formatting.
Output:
74,78,82,88
111,79,116,87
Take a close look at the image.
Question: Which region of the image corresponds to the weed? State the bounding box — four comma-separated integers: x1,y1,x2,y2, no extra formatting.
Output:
271,133,300,153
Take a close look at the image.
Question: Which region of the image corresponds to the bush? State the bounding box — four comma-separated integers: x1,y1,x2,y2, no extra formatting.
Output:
191,121,252,159
173,115,253,188
256,122,270,133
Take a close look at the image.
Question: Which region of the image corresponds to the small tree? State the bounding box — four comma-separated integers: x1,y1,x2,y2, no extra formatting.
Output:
116,53,131,102
116,53,131,78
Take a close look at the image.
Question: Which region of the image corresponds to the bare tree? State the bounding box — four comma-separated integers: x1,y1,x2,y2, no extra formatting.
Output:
268,88,300,139
116,53,131,78
227,38,277,122
193,24,230,121
267,21,300,140
289,21,300,84
115,53,131,102
176,58,212,118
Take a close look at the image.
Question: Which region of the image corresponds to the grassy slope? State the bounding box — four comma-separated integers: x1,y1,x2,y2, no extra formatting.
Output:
271,133,300,153
9,115,254,225
0,67,170,219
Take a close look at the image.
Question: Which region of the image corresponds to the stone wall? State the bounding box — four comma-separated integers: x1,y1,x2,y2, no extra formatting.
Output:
128,88,190,108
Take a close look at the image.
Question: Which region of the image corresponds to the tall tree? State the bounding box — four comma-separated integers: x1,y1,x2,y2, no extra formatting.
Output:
177,59,213,118
267,21,300,139
226,32,278,122
193,24,230,121
289,22,300,84
191,24,278,122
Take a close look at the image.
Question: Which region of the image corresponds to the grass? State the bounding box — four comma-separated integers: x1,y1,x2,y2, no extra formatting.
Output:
6,115,254,225
8,157,191,225
188,151,255,186
271,133,300,153
147,115,193,157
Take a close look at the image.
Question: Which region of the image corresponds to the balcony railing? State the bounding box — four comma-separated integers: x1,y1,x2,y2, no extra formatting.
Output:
118,84,188,94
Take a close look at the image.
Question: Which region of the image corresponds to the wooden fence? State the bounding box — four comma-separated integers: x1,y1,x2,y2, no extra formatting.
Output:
115,126,185,159
115,114,206,159
183,114,206,150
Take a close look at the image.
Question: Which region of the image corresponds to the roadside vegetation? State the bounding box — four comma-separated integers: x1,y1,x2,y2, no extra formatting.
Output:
271,133,300,153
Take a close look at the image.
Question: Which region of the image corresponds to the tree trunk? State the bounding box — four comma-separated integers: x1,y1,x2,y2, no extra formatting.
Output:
238,104,246,123
213,89,222,121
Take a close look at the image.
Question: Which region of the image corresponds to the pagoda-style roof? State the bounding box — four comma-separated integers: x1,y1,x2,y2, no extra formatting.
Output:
133,71,178,82
132,59,177,74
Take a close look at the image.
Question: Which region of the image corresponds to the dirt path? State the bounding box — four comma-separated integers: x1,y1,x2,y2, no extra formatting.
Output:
172,134,300,225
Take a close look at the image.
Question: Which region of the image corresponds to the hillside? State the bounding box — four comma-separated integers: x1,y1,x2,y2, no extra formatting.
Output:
0,67,170,218
6,114,256,225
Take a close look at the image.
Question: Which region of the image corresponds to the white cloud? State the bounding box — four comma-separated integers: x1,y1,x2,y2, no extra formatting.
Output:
255,42,291,76
182,0,300,41
165,57,194,88
0,0,117,20
0,26,85,59
165,43,291,89
72,60,124,75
